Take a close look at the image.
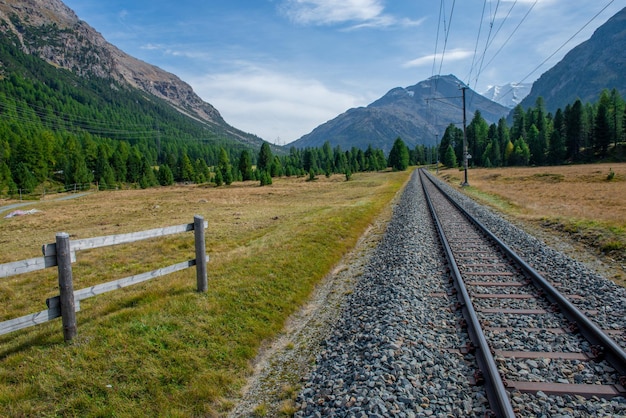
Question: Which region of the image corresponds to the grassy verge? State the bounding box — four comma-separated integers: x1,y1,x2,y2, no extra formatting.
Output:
0,171,410,416
438,163,626,285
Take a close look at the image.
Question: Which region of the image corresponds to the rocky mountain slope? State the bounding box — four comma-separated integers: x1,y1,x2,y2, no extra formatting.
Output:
290,75,510,153
0,0,264,147
518,6,626,113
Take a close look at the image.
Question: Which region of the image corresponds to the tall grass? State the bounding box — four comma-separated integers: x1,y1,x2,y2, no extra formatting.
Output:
0,171,409,416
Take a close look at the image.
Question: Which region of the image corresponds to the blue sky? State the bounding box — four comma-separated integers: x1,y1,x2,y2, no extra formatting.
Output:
62,0,623,144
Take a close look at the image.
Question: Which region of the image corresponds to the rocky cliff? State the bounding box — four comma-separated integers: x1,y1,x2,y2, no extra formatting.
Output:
0,0,258,143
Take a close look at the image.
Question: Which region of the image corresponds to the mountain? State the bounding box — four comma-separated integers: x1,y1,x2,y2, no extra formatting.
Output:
482,83,531,108
518,6,626,113
0,0,265,148
290,75,510,153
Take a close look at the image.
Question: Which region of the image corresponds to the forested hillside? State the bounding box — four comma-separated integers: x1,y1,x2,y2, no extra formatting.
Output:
0,29,264,196
438,91,626,169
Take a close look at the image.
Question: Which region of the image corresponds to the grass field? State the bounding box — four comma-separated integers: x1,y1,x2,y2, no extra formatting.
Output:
0,171,409,417
440,162,626,284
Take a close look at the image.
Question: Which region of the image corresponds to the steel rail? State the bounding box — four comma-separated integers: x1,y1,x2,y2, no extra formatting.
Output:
421,168,626,379
419,169,516,418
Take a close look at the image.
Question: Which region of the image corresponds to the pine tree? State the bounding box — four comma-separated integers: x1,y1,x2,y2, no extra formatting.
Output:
595,102,611,156
443,145,457,168
179,153,195,182
565,100,584,161
157,164,174,186
547,108,566,164
388,137,409,171
257,142,273,173
238,149,253,181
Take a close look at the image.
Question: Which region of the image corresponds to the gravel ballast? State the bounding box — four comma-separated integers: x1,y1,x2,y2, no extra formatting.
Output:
293,170,626,417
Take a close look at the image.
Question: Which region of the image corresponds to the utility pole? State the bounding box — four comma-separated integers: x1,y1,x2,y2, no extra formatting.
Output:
460,86,469,186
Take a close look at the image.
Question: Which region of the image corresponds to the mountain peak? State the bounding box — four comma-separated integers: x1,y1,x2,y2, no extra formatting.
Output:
0,0,265,146
482,83,532,108
290,74,509,153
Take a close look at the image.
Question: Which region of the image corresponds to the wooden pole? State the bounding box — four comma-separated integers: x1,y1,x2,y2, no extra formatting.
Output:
194,215,207,292
56,232,77,341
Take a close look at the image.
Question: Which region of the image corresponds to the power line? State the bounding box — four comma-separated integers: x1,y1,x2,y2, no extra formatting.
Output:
462,0,518,86
514,0,616,86
467,0,488,90
431,0,444,83
434,0,457,93
472,0,501,92
479,1,537,78
494,0,615,106
0,99,161,139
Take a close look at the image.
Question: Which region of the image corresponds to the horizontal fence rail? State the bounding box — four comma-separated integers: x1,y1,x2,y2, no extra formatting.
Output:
0,215,209,341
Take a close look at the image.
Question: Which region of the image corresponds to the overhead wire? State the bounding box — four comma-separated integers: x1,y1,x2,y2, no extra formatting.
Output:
479,1,537,81
513,0,616,86
493,0,615,106
468,0,502,108
465,0,517,83
0,100,160,138
472,0,500,91
467,0,488,91
434,0,457,93
430,0,444,84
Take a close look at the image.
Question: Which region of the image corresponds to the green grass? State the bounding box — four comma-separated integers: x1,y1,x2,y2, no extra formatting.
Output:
0,171,409,416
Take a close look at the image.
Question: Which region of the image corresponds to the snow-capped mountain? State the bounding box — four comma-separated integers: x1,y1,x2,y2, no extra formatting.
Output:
482,83,532,108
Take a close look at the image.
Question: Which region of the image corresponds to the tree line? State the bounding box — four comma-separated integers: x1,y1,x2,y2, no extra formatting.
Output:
438,89,625,169
0,28,432,197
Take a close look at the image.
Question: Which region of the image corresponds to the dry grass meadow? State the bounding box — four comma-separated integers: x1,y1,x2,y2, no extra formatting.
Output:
0,171,409,417
440,162,626,284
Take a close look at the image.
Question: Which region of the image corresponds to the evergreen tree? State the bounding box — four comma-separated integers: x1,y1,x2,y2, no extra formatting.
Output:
467,110,489,166
270,156,283,177
511,104,526,142
157,164,174,186
609,88,624,148
565,100,584,161
527,124,543,165
259,170,272,186
511,138,530,165
443,145,457,168
99,163,116,190
217,148,233,185
257,142,273,173
111,141,129,182
126,148,143,183
194,158,210,184
504,140,515,165
497,117,510,164
595,99,611,156
179,153,195,182
14,161,37,193
214,169,223,186
387,137,409,171
238,149,253,181
547,109,566,164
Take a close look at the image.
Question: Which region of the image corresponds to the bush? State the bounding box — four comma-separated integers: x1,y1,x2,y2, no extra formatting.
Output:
607,168,615,181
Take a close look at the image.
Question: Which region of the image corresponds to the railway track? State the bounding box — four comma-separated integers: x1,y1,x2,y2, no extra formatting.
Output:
419,168,626,417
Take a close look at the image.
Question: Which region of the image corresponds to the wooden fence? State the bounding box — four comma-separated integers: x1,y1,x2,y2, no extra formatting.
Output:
0,215,208,341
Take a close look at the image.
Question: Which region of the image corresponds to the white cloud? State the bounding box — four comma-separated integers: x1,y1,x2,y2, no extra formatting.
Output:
186,66,369,143
281,0,384,25
403,49,473,68
279,0,422,29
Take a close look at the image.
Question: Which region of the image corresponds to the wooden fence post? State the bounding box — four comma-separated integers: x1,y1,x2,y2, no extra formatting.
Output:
56,232,77,341
194,215,207,292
